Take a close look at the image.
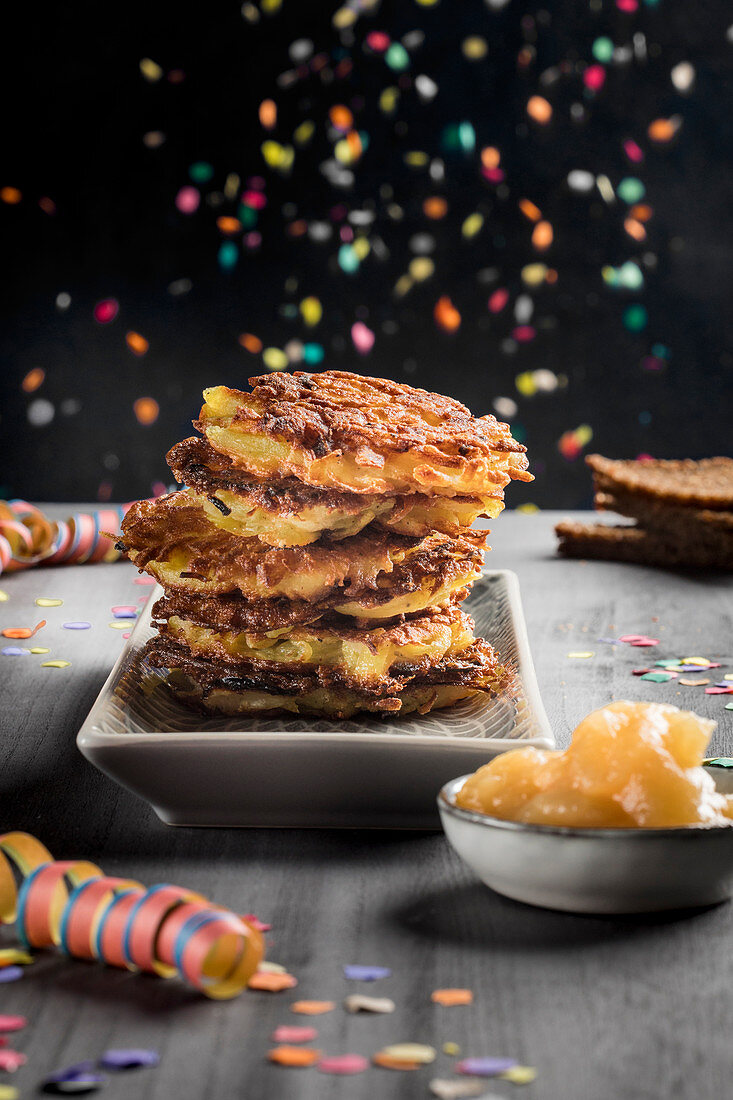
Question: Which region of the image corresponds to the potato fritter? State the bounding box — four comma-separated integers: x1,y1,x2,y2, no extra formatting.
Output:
153,603,476,692
143,634,509,718
168,438,504,546
196,372,531,498
121,493,484,614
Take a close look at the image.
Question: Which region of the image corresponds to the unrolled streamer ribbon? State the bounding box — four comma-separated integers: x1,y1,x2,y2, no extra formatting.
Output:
0,500,133,576
0,832,264,1000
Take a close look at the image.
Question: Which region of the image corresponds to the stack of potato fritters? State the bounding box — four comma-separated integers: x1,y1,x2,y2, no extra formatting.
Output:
121,371,531,718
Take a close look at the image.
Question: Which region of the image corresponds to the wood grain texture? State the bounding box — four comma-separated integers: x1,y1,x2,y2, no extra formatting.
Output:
1,509,732,1100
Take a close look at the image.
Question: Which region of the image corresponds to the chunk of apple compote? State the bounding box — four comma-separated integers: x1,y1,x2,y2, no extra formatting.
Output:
455,701,733,828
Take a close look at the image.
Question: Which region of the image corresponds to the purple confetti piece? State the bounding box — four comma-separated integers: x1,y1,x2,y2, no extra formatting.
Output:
44,1061,106,1093
0,966,24,983
456,1057,518,1077
99,1048,160,1069
63,621,92,630
343,964,392,981
596,637,621,645
2,647,29,656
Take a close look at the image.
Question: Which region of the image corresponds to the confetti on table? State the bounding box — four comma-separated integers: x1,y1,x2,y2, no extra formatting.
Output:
679,679,710,687
0,969,24,985
431,988,473,1006
726,703,733,711
35,598,63,607
706,687,733,695
376,1043,436,1065
456,1057,518,1076
501,1065,537,1084
318,1054,369,1075
373,1052,421,1071
40,660,72,669
344,994,395,1014
0,1019,26,1034
110,606,138,619
567,651,594,659
268,1046,322,1067
1,649,29,658
63,622,91,630
0,1085,19,1100
429,1079,489,1099
290,1001,335,1015
2,621,45,639
248,970,297,992
43,1062,105,1093
0,1052,26,1074
641,672,675,683
271,1026,318,1044
0,950,32,969
99,1049,160,1069
0,592,8,602
107,621,130,631
343,964,391,981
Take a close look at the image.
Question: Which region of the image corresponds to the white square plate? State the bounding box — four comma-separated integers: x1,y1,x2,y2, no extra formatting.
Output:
77,570,553,828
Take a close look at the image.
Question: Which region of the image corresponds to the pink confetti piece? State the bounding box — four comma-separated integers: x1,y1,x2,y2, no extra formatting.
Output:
111,605,138,618
175,186,200,214
583,64,606,91
706,687,733,695
318,1054,369,1075
0,1050,26,1072
133,576,156,585
488,288,509,313
0,1017,27,1034
351,322,375,355
271,1026,318,1044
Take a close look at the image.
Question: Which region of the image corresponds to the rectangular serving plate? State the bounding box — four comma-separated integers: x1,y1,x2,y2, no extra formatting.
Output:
77,570,553,828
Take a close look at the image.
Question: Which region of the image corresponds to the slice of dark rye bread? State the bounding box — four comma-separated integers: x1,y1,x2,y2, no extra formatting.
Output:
594,491,733,531
555,521,733,569
587,454,733,510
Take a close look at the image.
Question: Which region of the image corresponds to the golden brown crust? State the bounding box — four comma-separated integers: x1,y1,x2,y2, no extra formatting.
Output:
587,454,733,510
555,520,733,569
120,492,484,603
594,491,733,531
197,372,532,495
143,634,508,700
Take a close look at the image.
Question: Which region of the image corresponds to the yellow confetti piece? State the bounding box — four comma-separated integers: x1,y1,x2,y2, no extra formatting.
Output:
261,0,282,13
567,652,595,659
724,675,733,681
139,57,163,82
107,621,130,631
462,36,488,60
29,647,50,655
516,503,539,514
521,262,548,286
40,660,71,669
258,960,287,974
681,657,710,666
404,150,429,168
461,213,484,239
0,590,9,602
0,949,33,968
409,257,435,282
515,371,537,397
394,275,413,298
379,1044,436,1065
442,1041,461,1056
261,141,294,172
379,87,399,114
0,1086,20,1100
575,424,593,447
501,1065,538,1085
293,120,315,146
262,348,289,372
299,297,322,326
35,598,63,607
352,237,370,261
332,5,357,27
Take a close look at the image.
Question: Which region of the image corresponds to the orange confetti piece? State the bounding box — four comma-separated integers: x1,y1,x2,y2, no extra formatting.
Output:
624,217,646,242
648,117,680,143
630,203,653,222
291,1001,335,1015
216,216,242,235
21,368,45,393
2,621,45,640
238,333,263,353
518,198,541,223
268,1045,322,1067
531,220,553,251
481,146,500,170
373,1053,420,1071
287,219,308,237
259,98,277,129
423,196,448,220
133,397,159,425
434,296,461,332
125,331,149,356
431,988,474,1006
0,186,22,204
248,970,297,992
527,95,552,124
329,104,353,131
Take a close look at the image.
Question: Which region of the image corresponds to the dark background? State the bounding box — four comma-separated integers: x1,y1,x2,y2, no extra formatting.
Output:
1,0,731,508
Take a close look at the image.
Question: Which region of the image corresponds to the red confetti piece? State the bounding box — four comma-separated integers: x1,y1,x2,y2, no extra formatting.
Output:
488,288,509,313
94,299,119,324
0,1049,26,1072
0,1017,27,1033
706,687,733,695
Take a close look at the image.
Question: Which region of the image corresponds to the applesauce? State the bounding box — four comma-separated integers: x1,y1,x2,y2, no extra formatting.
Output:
456,701,733,828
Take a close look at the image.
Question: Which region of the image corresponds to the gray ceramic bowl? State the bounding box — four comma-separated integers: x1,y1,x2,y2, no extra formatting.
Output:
438,767,733,914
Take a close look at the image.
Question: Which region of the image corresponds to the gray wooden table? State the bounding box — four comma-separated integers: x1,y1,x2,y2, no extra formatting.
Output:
1,510,732,1100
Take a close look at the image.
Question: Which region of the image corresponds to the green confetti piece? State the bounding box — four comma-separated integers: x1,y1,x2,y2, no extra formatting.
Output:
655,659,681,667
704,757,733,767
623,303,648,333
592,37,614,63
641,671,673,682
385,43,410,71
617,177,646,203
189,161,214,183
726,703,733,711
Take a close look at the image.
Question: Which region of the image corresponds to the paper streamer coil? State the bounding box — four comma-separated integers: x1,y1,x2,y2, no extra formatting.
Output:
0,832,264,1000
0,501,132,576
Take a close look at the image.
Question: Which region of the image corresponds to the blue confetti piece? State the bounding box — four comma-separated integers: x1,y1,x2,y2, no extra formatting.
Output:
2,647,30,656
457,1056,518,1077
0,966,25,983
63,621,92,630
343,965,392,981
100,1049,160,1070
